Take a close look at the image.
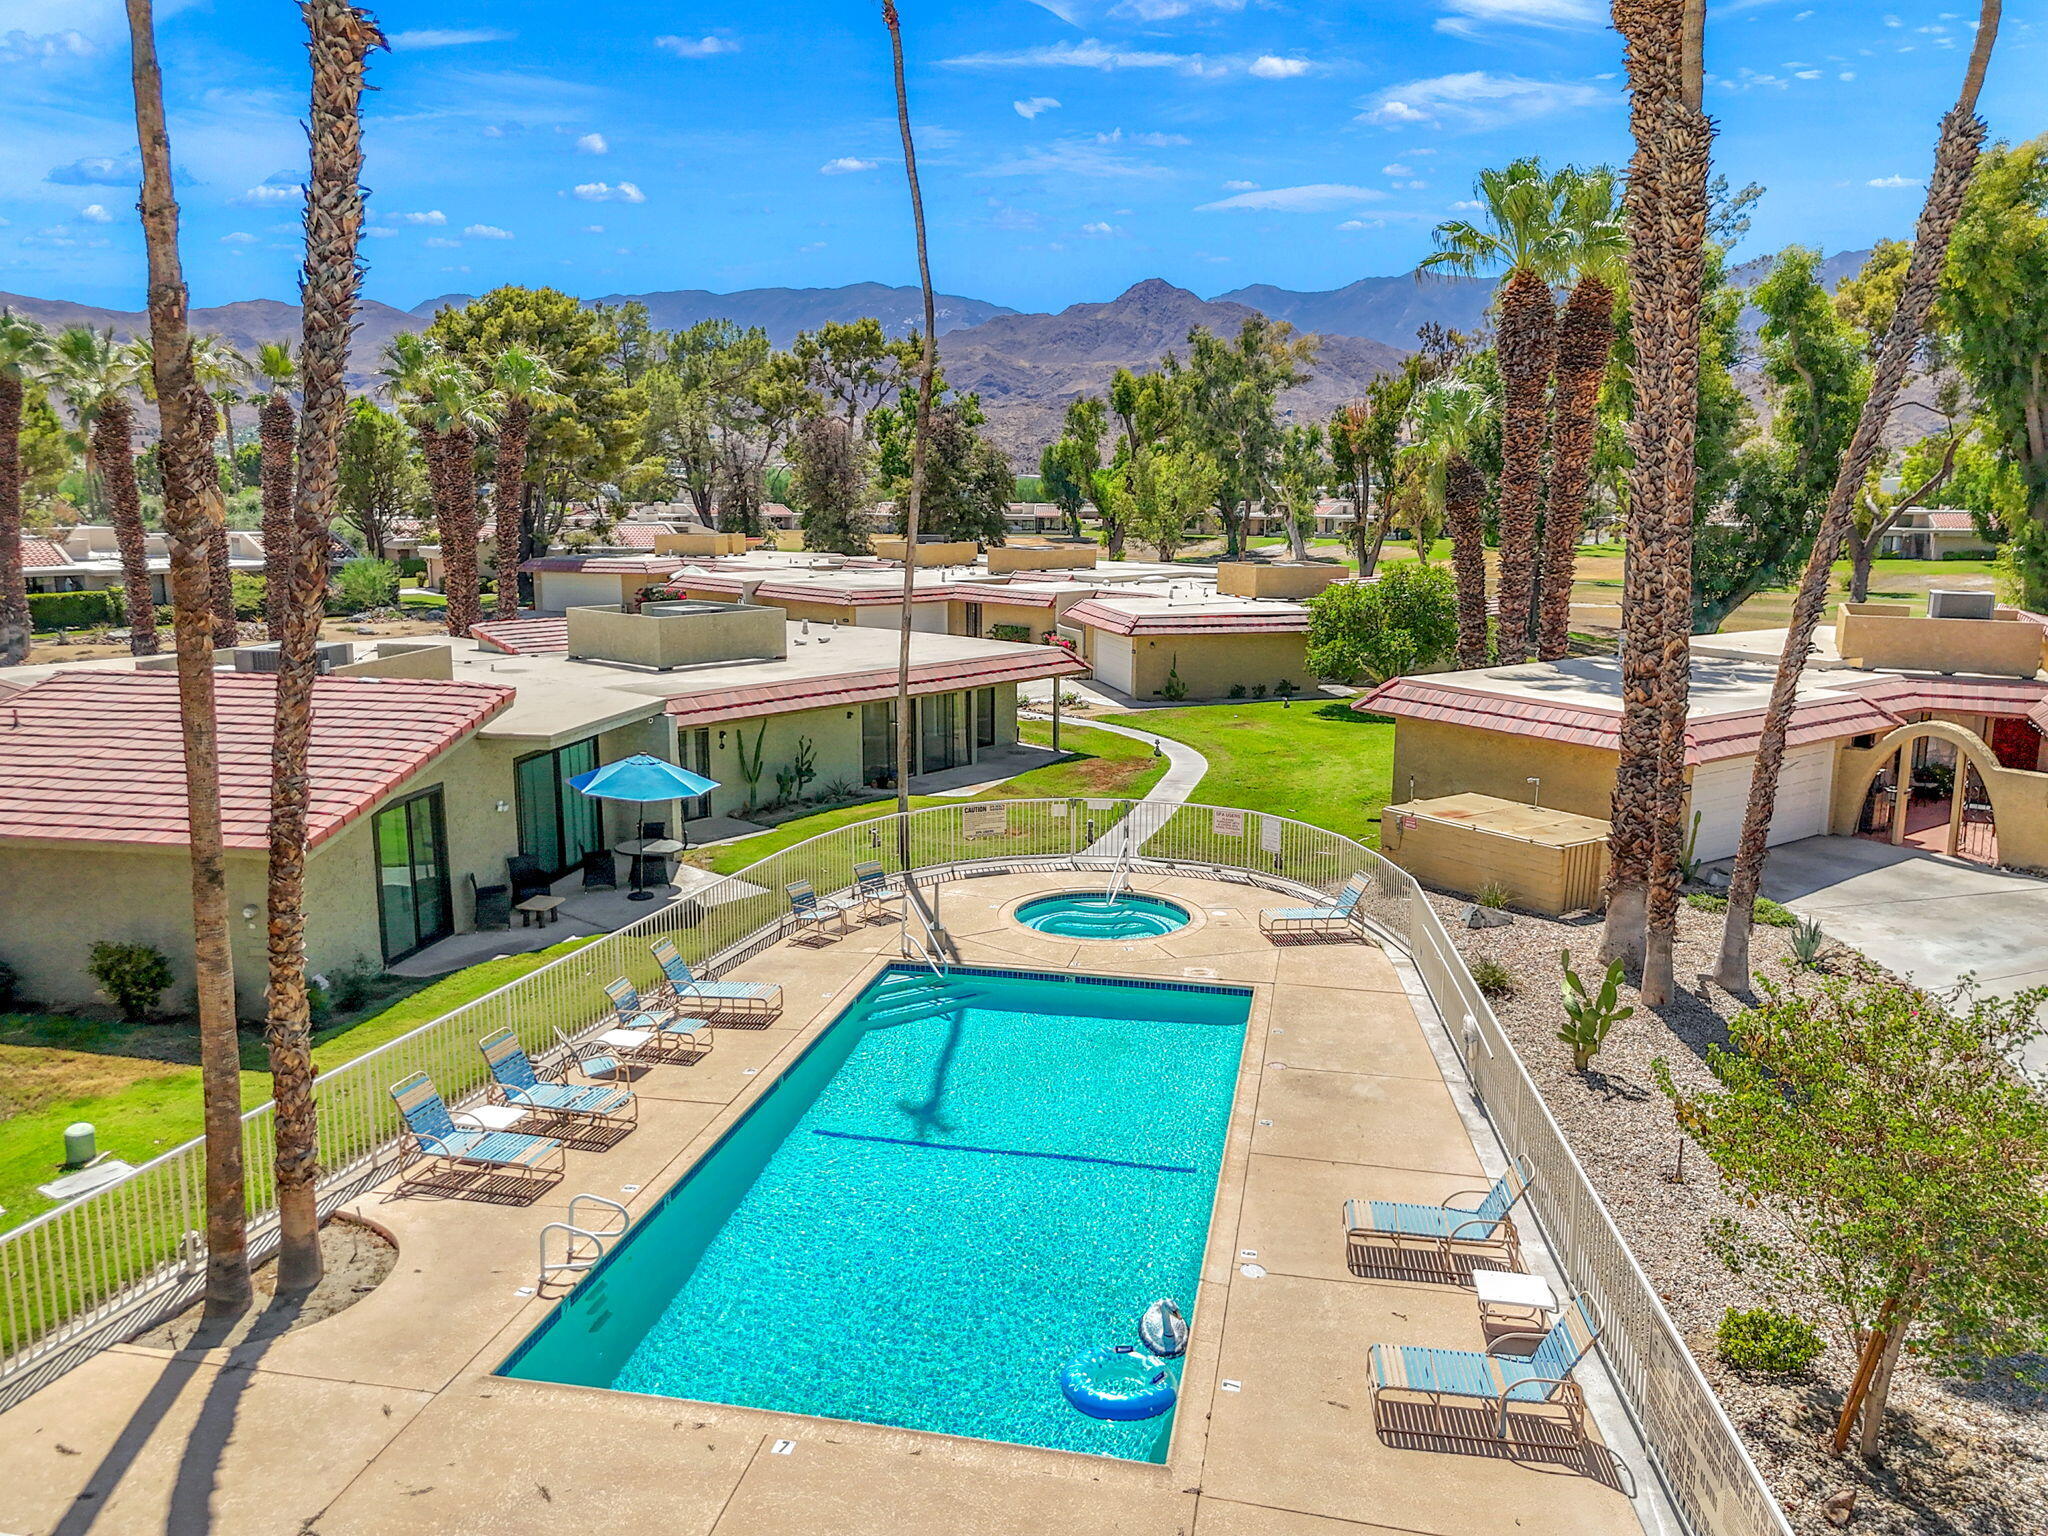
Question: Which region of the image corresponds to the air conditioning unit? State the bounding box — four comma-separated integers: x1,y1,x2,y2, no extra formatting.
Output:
1927,589,1996,620
232,641,354,674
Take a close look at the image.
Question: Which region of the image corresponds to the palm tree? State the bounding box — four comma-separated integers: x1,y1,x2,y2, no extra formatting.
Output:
189,334,249,647
1,310,54,667
50,326,158,655
254,341,298,637
486,346,564,619
422,361,495,636
1715,5,2001,1034
1403,381,1493,667
263,0,385,1294
378,333,467,632
124,0,253,1319
1422,159,1570,664
1537,168,1625,661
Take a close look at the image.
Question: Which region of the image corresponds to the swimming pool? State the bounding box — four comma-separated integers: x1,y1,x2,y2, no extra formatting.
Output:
1014,892,1193,940
500,963,1250,1461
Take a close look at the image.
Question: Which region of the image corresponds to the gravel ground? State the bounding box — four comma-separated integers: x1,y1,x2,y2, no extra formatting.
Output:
1429,891,2047,1536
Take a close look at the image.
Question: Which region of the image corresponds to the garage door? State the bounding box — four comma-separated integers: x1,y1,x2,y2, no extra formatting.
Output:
1091,634,1136,697
1687,745,1834,863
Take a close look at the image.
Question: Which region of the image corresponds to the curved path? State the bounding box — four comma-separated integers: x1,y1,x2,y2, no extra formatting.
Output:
1027,711,1209,806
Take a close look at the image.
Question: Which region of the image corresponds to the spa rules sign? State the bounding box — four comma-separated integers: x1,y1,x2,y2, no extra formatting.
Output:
1212,808,1245,837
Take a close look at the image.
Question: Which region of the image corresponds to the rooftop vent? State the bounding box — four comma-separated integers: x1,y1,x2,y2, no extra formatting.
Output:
1927,589,1996,620
232,640,353,675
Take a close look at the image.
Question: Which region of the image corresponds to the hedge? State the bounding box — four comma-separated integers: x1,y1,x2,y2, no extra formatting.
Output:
27,589,124,630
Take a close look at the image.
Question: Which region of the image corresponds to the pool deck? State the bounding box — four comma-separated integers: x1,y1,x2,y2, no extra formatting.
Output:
0,872,1651,1536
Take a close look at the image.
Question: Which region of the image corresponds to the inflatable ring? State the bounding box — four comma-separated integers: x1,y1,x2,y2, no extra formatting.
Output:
1058,1345,1177,1421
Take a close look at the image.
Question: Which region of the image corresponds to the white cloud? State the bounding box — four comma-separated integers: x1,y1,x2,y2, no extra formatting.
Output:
232,183,301,206
1222,179,1258,191
576,132,608,154
46,154,139,186
1025,0,1085,20
464,223,514,239
571,181,646,202
1433,0,1601,36
1337,219,1379,231
1359,72,1606,130
1794,68,1822,78
1450,198,1483,210
1248,55,1312,80
583,224,605,233
819,157,878,175
655,34,739,58
387,28,513,50
943,39,1203,73
1081,221,1120,237
1198,183,1386,212
363,227,396,239
79,203,113,223
424,236,460,248
0,29,95,65
393,209,447,226
220,231,257,244
1867,174,1920,188
1013,96,1062,119
983,138,1169,180
1382,163,1413,176
1111,0,1245,16
1093,129,1189,147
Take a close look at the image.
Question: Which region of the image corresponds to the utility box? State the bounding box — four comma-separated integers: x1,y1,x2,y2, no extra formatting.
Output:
1381,793,1611,916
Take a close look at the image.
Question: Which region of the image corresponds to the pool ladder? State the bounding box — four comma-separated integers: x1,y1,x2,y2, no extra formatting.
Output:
537,1193,630,1288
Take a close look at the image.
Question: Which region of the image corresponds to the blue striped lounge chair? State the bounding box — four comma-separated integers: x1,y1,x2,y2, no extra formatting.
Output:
479,1027,638,1127
1344,1156,1532,1273
601,977,714,1060
1369,1296,1601,1442
1259,871,1372,938
649,937,784,1020
850,859,906,921
785,877,852,939
387,1071,564,1191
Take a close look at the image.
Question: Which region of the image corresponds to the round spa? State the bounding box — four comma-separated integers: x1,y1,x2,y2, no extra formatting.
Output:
1013,891,1193,940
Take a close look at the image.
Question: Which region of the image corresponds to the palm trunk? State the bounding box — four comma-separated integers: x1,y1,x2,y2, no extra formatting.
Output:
265,0,382,1294
260,389,296,637
97,400,160,656
1446,457,1490,667
1538,276,1617,660
1848,530,1879,603
206,425,238,648
440,427,483,635
0,376,27,666
1494,269,1559,665
493,400,529,619
124,0,252,1318
1714,4,1998,991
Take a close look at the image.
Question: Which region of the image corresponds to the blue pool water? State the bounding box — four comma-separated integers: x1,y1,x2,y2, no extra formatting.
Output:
500,964,1250,1460
1014,892,1193,940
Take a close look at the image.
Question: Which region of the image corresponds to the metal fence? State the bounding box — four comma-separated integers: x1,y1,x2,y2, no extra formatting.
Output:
0,798,1791,1536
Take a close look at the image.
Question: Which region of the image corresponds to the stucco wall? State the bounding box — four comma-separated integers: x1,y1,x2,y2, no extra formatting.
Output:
1830,722,2048,873
1387,717,1619,821
988,546,1096,573
535,570,648,612
1835,604,2047,677
952,598,1057,640
1214,563,1343,600
1124,632,1313,700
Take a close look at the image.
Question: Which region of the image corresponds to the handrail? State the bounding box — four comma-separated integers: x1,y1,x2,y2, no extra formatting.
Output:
538,1193,629,1287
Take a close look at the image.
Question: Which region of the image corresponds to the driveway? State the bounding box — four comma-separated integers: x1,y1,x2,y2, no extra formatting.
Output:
1751,835,2048,1075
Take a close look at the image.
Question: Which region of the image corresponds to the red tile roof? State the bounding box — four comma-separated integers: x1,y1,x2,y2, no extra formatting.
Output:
18,538,69,570
519,554,688,575
1840,672,2048,720
610,524,669,548
472,616,570,656
1061,597,1310,636
1923,511,1978,531
0,671,513,850
748,580,950,607
663,647,1087,727
1357,676,1902,765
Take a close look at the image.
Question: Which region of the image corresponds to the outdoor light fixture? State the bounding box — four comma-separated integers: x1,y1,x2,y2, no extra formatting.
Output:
495,800,510,813
1527,776,1543,807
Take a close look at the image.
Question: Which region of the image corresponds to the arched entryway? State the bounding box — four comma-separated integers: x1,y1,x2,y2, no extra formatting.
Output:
1853,722,2004,865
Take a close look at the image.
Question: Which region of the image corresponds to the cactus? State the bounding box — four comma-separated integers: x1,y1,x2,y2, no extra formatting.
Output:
1558,947,1634,1072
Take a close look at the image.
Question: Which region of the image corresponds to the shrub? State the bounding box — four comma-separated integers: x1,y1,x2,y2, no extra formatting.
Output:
1684,892,1799,928
229,572,267,621
398,557,429,578
1788,916,1828,969
0,957,18,1010
1717,1307,1825,1374
989,622,1032,643
325,958,378,1013
1228,683,1247,699
1160,658,1189,702
87,940,175,1021
815,777,861,804
1251,682,1267,699
27,588,122,631
332,557,400,614
1557,948,1633,1072
1470,957,1518,999
1475,880,1514,910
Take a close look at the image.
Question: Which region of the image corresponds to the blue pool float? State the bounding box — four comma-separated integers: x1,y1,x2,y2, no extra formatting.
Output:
1058,1345,1177,1420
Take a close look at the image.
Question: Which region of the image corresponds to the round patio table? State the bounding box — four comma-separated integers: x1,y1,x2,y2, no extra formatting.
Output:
615,837,685,901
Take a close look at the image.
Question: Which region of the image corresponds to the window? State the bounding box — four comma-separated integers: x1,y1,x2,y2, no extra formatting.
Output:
861,701,896,788
975,686,998,749
918,693,964,773
679,727,714,820
373,788,452,963
514,739,601,878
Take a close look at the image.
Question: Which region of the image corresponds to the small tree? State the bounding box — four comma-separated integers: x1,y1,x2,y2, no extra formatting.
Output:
789,412,872,555
88,940,175,1021
1305,562,1458,685
1126,442,1219,564
1660,972,2048,1457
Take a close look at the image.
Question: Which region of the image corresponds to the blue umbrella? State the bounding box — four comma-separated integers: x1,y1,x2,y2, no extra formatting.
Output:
569,754,722,897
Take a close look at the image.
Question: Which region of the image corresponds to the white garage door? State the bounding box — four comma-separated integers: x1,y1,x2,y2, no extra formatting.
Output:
1091,634,1136,697
1686,745,1834,863
852,604,947,632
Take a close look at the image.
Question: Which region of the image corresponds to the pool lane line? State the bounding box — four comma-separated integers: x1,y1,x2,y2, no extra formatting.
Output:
811,1128,1198,1175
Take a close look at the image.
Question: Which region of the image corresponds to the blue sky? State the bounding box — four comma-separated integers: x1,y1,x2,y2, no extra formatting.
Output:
3,0,2041,314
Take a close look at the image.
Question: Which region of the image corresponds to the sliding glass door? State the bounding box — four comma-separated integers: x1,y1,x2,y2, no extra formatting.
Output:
515,738,602,878
374,788,452,963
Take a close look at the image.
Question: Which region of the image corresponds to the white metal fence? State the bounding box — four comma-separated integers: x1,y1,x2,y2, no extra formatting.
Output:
0,798,1789,1536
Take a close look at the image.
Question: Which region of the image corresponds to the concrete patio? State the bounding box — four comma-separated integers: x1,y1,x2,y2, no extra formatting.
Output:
0,872,1654,1536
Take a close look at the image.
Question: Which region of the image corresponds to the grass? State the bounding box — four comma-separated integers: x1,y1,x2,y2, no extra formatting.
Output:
0,935,598,1234
1685,892,1800,927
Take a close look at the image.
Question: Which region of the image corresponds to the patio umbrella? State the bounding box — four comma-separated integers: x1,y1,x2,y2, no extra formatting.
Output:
568,753,722,897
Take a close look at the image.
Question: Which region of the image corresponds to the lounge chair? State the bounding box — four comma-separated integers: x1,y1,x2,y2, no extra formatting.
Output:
1344,1156,1532,1273
786,877,852,939
387,1071,564,1191
1260,870,1372,938
553,1023,646,1080
850,859,907,921
479,1027,638,1127
648,937,784,1020
1369,1296,1601,1441
600,977,715,1060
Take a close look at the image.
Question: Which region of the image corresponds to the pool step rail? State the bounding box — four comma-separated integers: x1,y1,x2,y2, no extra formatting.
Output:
537,1192,630,1288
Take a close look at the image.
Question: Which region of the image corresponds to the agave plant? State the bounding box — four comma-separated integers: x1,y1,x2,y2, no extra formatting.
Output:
1788,917,1828,970
1558,947,1635,1072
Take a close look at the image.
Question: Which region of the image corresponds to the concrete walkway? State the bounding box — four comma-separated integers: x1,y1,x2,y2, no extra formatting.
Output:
1028,713,1209,806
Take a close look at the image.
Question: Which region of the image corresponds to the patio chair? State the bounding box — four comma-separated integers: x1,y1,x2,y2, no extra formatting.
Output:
600,977,715,1060
1259,871,1372,939
785,878,852,940
553,1023,650,1080
507,854,553,905
648,937,784,1019
467,872,511,932
580,848,619,892
479,1027,638,1127
1368,1295,1601,1442
851,859,907,921
387,1071,564,1191
1344,1156,1532,1274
